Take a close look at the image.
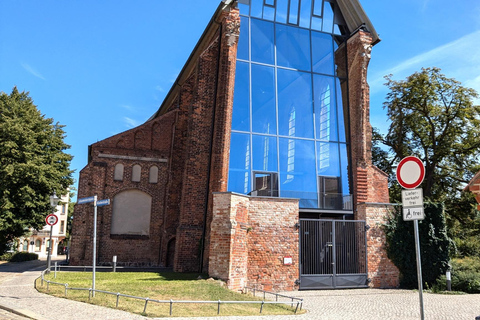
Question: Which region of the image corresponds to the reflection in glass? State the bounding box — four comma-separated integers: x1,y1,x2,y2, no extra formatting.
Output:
279,138,317,206
228,133,251,194
232,62,250,131
278,69,314,138
251,19,274,64
276,0,288,23
252,64,276,134
250,0,263,18
340,143,350,195
336,78,347,142
322,1,334,33
252,135,278,172
317,142,340,176
288,0,299,25
299,0,312,28
312,31,334,75
237,16,249,60
276,24,311,71
314,74,338,141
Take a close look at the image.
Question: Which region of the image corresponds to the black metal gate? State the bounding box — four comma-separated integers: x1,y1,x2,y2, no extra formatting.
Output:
299,219,368,289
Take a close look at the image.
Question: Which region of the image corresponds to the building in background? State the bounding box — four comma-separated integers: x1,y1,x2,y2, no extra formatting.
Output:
70,0,399,291
17,193,69,258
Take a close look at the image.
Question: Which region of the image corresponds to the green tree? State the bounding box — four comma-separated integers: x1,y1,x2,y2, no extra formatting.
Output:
378,67,480,201
385,203,452,288
0,87,73,253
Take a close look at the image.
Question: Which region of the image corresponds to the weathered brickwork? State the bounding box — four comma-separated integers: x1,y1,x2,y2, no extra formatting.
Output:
70,3,398,289
209,193,299,292
357,203,400,288
71,6,241,270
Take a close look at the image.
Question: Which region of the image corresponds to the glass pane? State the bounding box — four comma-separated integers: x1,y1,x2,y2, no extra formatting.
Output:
253,172,278,196
279,138,317,206
237,16,249,61
288,0,299,25
228,133,251,194
251,19,275,64
229,133,251,170
252,64,276,134
322,1,334,33
263,5,275,21
238,3,250,16
336,78,347,142
277,69,314,138
311,31,334,75
312,16,322,31
232,62,250,131
253,135,278,171
339,143,350,195
229,170,252,195
313,0,323,16
250,0,263,18
317,142,340,176
299,0,312,28
265,0,275,5
276,24,311,71
276,0,288,23
314,74,338,141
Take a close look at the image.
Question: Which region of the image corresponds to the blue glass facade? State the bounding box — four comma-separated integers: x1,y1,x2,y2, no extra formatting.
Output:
228,0,351,210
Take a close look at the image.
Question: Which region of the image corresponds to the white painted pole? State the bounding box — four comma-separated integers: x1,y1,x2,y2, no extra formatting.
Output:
413,220,425,320
92,195,98,297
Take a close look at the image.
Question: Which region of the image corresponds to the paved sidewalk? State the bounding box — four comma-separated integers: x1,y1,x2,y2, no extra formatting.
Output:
0,259,479,320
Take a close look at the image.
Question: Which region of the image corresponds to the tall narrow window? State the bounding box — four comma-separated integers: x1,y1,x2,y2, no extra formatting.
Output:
114,163,124,181
132,165,141,182
60,221,65,234
35,240,41,252
149,166,159,184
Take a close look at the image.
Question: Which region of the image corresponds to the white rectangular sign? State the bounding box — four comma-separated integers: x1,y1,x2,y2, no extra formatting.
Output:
401,188,423,208
403,207,424,221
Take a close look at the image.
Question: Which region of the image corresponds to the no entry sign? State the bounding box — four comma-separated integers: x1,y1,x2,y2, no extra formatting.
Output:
45,214,58,226
396,156,425,189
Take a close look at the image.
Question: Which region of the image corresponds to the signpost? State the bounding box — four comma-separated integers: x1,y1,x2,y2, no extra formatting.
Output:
76,195,110,297
396,156,425,320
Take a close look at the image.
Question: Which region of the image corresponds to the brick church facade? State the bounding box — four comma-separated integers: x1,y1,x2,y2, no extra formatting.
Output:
70,0,399,291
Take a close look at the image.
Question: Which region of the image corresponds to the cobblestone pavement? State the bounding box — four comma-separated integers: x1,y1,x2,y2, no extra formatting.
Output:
0,259,479,320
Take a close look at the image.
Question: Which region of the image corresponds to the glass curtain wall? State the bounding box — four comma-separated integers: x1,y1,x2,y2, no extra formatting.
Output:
228,0,351,210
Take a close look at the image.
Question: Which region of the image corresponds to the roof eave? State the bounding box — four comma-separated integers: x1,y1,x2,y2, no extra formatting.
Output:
336,0,380,45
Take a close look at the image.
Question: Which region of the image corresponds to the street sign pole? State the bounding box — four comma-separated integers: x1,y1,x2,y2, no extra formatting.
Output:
396,156,426,320
414,220,425,320
92,195,97,297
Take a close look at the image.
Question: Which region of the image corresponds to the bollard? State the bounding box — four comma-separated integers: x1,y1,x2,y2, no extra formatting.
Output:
112,255,117,272
54,262,57,279
446,269,451,291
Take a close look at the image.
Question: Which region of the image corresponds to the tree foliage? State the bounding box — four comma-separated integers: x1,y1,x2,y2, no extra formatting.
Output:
385,203,452,288
378,67,480,200
0,87,73,253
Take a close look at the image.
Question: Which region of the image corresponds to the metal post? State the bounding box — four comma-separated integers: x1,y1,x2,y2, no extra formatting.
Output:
46,223,54,273
92,195,98,297
54,262,57,278
113,255,117,272
446,269,451,291
413,220,425,320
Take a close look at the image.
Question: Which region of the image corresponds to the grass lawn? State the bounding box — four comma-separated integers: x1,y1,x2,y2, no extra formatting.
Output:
37,271,303,318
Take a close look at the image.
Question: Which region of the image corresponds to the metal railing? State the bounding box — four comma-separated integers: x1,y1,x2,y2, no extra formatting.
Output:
35,268,303,316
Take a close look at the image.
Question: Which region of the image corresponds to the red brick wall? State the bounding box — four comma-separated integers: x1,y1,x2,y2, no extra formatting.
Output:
209,193,299,292
70,6,240,271
357,203,400,288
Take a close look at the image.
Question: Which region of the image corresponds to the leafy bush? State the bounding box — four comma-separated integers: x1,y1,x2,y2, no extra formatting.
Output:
9,252,38,262
0,252,14,261
384,203,452,288
432,257,480,293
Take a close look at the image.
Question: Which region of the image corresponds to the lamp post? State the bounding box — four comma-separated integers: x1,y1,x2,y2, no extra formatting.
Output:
46,192,60,272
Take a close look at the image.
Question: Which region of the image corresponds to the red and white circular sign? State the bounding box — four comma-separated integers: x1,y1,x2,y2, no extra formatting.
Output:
396,156,425,189
45,214,58,226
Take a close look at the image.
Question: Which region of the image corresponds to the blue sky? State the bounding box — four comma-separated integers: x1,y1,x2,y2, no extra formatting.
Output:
1,0,479,195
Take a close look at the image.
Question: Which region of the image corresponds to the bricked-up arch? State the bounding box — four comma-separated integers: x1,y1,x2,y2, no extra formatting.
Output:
111,190,152,236
114,163,124,181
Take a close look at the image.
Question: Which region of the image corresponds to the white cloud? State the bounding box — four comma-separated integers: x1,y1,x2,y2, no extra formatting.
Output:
21,62,46,80
121,105,135,111
123,117,140,128
370,30,480,95
155,85,165,92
